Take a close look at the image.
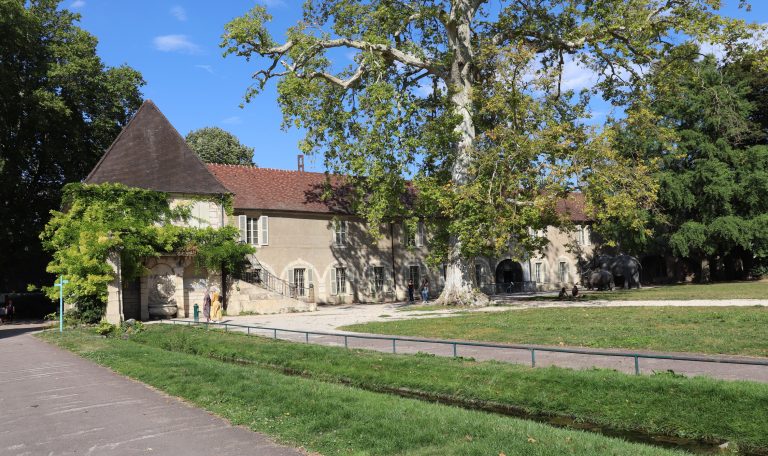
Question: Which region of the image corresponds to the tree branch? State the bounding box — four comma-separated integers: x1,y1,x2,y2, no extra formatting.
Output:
302,63,367,89
261,37,446,79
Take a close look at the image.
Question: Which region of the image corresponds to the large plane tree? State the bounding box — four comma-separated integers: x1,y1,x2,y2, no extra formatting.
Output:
222,0,756,305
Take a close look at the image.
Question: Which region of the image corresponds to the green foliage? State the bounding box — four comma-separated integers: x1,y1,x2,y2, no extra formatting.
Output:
40,183,254,320
185,127,254,165
95,321,116,336
0,0,144,291
648,52,768,274
222,0,758,287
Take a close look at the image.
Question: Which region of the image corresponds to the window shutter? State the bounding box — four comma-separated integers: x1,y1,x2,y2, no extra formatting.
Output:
366,267,373,294
208,202,218,228
331,268,338,295
258,215,269,245
238,215,247,242
307,267,314,288
289,269,295,287
417,222,425,247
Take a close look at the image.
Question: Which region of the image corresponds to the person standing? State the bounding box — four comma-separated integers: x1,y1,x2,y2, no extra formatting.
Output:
420,278,430,303
5,298,14,323
202,290,211,323
210,291,223,322
407,279,414,304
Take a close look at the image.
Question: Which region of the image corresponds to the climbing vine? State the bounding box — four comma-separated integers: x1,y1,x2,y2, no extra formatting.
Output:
40,183,254,322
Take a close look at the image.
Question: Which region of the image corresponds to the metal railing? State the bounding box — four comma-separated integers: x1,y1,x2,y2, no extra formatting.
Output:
165,320,768,377
238,269,314,302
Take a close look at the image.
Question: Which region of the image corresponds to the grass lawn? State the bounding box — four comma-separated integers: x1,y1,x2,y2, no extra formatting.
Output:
343,306,768,357
37,328,691,456
41,325,768,453
527,281,768,301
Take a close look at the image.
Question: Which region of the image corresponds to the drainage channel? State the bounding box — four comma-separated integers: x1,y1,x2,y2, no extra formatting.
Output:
141,339,764,456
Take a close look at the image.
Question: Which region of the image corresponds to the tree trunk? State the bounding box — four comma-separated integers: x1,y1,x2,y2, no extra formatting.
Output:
435,1,489,307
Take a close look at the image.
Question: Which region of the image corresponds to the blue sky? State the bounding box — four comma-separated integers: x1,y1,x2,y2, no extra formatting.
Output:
69,0,768,172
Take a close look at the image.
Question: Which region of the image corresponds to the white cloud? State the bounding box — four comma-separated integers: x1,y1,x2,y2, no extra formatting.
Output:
153,35,201,54
221,116,242,125
195,64,214,74
70,0,85,8
698,42,726,60
170,5,187,21
560,57,599,92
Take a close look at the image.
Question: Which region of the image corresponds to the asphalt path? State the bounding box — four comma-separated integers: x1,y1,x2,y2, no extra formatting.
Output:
0,322,304,456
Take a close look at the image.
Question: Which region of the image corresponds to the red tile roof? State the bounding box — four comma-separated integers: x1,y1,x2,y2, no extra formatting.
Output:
207,164,352,214
556,192,589,222
208,163,591,221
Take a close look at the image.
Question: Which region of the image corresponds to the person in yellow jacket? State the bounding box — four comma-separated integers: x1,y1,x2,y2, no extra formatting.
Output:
210,291,223,322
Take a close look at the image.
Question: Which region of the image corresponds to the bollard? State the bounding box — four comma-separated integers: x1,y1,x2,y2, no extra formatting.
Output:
193,303,199,323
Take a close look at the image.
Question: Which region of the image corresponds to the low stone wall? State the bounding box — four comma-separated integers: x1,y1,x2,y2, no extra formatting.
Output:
227,279,317,315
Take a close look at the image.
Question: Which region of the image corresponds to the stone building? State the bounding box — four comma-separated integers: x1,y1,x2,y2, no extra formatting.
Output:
208,164,595,307
86,100,594,322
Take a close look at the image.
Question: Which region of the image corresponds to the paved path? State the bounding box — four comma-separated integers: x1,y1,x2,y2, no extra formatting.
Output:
0,323,304,456
176,300,768,383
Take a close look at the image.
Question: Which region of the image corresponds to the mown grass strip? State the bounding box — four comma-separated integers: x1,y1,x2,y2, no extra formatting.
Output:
38,330,685,456
344,306,768,357
521,282,768,301
124,324,768,453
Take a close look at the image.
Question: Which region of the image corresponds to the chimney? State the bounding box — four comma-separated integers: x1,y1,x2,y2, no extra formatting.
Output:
297,154,305,172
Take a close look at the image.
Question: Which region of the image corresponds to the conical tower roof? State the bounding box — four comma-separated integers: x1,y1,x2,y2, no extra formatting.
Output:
85,100,230,195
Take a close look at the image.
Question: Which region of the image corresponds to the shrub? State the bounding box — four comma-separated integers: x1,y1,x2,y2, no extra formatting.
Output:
95,322,116,336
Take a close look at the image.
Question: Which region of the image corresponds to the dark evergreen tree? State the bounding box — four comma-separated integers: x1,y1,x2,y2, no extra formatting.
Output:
0,0,144,291
652,52,768,280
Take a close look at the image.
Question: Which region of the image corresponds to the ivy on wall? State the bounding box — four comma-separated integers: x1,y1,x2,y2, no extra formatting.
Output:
40,183,254,322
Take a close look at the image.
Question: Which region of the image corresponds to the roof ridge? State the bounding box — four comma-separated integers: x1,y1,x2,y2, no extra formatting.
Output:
208,163,331,176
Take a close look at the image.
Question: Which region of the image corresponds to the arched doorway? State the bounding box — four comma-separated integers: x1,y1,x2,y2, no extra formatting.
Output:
495,260,523,293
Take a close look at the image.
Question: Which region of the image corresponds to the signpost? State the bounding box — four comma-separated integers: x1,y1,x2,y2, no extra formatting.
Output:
54,276,69,333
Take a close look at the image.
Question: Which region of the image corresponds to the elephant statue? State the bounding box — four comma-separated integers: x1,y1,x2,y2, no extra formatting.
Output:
584,269,615,291
594,254,642,289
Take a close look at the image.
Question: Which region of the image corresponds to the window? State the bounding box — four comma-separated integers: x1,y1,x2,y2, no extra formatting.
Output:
576,225,590,246
238,215,268,246
405,221,425,247
373,266,385,292
559,261,568,283
237,216,258,245
334,220,348,246
293,268,305,297
408,265,420,287
535,262,542,283
331,267,347,295
474,264,482,286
